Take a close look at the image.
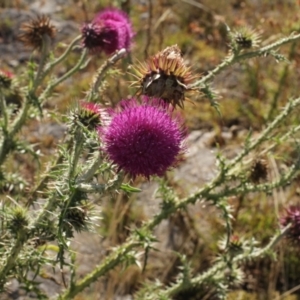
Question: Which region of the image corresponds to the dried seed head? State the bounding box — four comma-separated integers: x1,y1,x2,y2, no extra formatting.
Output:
249,158,268,183
229,27,260,51
66,206,87,230
19,15,56,50
63,205,92,238
130,45,196,109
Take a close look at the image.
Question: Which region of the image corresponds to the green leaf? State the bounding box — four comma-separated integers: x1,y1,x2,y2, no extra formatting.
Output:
120,183,141,193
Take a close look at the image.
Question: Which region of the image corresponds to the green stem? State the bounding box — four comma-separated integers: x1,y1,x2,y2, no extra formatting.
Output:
267,41,297,121
227,97,300,174
40,49,88,102
190,32,300,88
68,129,84,179
75,172,123,193
86,48,127,102
0,90,8,130
157,224,291,298
76,154,102,183
207,162,299,201
0,231,27,288
53,49,87,89
43,35,82,77
57,138,297,299
0,35,50,166
59,241,141,300
26,152,64,207
261,124,300,156
32,34,51,92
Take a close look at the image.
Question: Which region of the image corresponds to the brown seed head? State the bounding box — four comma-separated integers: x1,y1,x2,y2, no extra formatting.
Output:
249,158,268,183
130,45,196,109
19,15,56,50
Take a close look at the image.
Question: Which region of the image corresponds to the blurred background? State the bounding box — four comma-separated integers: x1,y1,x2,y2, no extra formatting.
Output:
1,0,300,299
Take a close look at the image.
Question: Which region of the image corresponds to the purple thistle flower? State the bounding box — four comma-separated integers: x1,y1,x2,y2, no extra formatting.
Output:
81,8,134,55
101,97,186,179
280,204,300,244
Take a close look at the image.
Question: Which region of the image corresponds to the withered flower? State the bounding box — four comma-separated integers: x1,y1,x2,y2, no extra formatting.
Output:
19,15,56,50
130,45,196,109
249,158,268,183
65,206,88,232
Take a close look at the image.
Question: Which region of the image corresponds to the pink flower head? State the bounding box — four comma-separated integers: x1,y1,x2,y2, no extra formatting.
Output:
101,97,186,179
280,204,300,244
81,8,134,55
81,101,101,114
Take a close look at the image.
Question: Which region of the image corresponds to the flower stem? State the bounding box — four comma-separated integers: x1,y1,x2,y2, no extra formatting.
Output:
59,241,141,300
43,35,82,76
0,191,57,290
157,224,291,298
0,231,27,288
190,32,300,88
40,49,88,102
0,35,50,166
87,48,127,102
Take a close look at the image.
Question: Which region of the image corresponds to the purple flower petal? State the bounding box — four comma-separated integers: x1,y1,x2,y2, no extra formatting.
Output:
81,8,134,55
101,97,187,178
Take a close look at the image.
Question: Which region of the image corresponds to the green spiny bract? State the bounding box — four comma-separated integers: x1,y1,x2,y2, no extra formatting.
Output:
229,26,260,53
7,207,29,235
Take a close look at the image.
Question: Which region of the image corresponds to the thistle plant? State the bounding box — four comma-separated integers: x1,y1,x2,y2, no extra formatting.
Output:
1,3,300,300
101,97,186,178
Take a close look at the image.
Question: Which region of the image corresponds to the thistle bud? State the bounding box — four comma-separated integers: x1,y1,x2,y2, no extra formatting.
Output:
63,204,93,238
0,70,13,89
74,101,105,130
229,27,260,52
219,235,243,257
8,207,29,235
